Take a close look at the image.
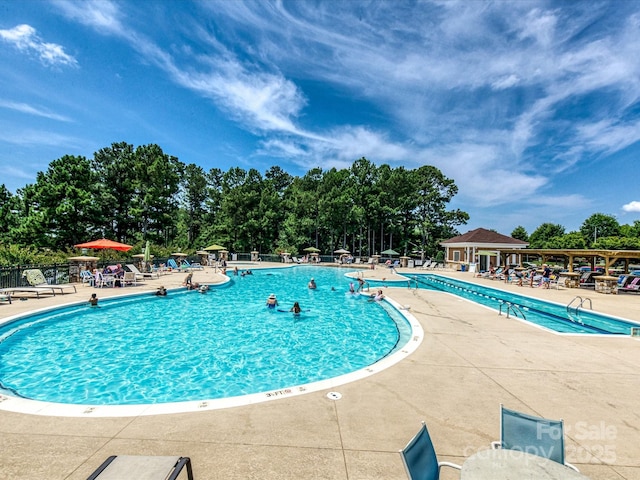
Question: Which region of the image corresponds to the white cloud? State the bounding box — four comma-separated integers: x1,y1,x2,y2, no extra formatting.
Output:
0,24,77,67
54,0,125,36
622,201,640,213
0,100,71,122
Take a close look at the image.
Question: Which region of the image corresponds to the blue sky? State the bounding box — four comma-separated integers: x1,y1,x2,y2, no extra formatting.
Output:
1,0,640,236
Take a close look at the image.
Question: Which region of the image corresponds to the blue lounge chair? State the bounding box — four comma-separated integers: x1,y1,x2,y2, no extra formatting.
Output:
399,421,461,479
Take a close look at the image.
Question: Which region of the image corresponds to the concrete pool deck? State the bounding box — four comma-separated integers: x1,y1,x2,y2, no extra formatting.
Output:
0,263,638,479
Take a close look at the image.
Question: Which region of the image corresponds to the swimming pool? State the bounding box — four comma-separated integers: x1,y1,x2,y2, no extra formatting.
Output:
0,267,416,413
415,274,640,335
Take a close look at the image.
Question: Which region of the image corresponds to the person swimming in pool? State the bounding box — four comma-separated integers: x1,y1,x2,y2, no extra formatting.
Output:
308,278,317,289
266,293,278,308
290,301,302,315
88,293,99,306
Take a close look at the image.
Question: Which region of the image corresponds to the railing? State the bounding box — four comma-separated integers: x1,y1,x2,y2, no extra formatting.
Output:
499,302,526,320
567,296,593,312
0,264,71,289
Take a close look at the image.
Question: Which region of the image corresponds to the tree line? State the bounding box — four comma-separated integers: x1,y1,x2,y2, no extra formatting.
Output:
0,142,470,264
511,214,640,251
1,141,638,267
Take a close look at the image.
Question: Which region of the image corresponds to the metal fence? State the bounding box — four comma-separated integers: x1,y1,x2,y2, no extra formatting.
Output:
0,264,72,289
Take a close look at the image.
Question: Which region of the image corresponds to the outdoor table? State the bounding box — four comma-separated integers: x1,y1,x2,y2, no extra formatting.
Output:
461,449,589,480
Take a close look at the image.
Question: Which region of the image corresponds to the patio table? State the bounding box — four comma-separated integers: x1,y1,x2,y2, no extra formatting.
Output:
461,449,589,479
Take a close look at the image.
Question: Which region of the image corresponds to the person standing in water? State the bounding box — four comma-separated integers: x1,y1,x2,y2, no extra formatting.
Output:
290,302,302,315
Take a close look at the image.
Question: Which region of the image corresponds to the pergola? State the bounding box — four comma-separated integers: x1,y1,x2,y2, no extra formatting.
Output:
496,248,640,273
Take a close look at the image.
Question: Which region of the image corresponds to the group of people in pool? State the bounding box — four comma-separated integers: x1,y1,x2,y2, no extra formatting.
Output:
265,294,302,315
265,276,385,314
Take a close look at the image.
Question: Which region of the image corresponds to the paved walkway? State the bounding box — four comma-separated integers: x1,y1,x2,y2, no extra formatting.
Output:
0,264,638,479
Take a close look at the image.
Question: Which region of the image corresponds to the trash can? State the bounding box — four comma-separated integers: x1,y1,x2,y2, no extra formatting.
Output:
460,264,466,272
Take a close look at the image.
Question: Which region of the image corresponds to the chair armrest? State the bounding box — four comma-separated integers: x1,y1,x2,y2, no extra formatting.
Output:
565,461,580,472
438,461,462,471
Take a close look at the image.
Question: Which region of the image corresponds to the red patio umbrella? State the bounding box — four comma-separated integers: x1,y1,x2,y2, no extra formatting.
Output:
74,238,133,252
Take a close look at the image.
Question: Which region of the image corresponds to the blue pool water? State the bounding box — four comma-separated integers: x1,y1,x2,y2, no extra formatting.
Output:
0,267,411,405
414,274,639,335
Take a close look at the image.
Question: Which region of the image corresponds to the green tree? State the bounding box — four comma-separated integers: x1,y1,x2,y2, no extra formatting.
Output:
0,185,19,244
580,213,620,247
412,165,469,259
92,142,138,241
546,232,587,249
529,223,565,248
511,226,529,242
178,163,208,246
11,155,100,249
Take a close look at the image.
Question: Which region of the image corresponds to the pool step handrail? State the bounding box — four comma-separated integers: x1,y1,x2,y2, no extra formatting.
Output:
567,296,593,312
499,302,526,320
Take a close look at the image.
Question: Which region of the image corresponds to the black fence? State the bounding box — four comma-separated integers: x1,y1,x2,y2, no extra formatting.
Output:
0,264,72,289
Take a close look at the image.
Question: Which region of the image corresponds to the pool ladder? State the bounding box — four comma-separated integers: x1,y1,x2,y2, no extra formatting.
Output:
567,296,593,312
499,302,526,320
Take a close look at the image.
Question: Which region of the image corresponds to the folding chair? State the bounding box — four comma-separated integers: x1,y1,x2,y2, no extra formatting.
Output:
87,455,194,480
399,421,461,479
492,404,579,472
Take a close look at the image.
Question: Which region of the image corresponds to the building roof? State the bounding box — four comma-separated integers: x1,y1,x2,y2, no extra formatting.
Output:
442,228,528,246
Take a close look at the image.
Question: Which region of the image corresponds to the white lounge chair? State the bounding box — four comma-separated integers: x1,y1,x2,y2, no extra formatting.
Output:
126,264,159,280
80,270,95,286
23,269,77,294
122,271,138,286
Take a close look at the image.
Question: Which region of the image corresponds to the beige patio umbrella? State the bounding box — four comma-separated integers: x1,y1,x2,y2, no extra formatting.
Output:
204,244,226,251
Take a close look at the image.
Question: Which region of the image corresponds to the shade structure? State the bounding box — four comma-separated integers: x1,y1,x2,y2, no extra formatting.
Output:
334,248,350,254
204,244,225,251
381,249,400,256
303,246,321,253
171,252,187,257
132,253,154,259
74,238,133,252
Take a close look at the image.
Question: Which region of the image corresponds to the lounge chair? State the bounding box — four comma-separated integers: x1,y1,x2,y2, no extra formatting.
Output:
122,271,138,286
551,275,567,289
0,291,11,304
23,269,77,294
181,259,204,270
399,421,461,479
0,286,55,298
126,264,160,280
80,269,95,287
619,276,640,293
491,404,579,472
87,455,194,480
94,272,115,288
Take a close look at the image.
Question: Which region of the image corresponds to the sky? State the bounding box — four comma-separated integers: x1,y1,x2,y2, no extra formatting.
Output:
1,0,640,236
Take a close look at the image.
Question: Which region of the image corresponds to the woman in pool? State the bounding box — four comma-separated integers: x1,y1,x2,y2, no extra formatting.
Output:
369,290,384,302
290,301,302,315
266,293,278,308
308,278,317,289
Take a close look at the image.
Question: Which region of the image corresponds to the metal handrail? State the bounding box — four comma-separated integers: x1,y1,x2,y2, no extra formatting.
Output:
567,296,593,312
499,302,526,320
